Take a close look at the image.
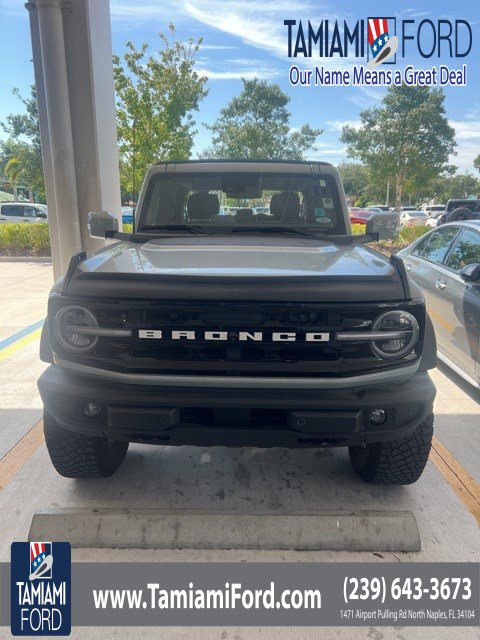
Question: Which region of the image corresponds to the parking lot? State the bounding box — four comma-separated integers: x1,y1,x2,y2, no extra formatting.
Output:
1,259,479,640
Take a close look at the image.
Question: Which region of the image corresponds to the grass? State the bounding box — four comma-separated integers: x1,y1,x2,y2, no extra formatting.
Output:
0,222,430,258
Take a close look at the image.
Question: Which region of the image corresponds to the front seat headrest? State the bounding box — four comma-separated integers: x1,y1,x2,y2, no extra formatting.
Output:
187,191,220,221
270,192,300,221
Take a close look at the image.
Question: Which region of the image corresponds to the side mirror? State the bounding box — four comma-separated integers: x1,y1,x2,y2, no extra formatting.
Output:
36,212,47,219
88,211,119,238
366,212,399,240
459,263,480,282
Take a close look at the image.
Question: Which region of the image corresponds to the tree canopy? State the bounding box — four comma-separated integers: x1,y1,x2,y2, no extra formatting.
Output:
113,23,208,200
341,85,456,206
204,78,322,160
1,86,45,201
431,172,480,201
474,154,480,174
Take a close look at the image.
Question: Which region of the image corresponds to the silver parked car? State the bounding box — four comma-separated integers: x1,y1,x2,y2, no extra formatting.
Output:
0,202,48,223
399,221,480,389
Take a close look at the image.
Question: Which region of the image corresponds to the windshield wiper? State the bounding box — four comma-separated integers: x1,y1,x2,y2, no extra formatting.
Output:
139,224,204,235
231,226,320,238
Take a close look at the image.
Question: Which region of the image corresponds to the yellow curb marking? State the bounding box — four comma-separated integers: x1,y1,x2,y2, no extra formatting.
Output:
0,420,45,492
0,327,42,363
430,435,480,527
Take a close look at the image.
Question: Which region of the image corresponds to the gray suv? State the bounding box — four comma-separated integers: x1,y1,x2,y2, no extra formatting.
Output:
38,160,436,484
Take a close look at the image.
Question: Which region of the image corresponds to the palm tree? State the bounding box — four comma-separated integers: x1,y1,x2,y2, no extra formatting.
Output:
4,157,23,202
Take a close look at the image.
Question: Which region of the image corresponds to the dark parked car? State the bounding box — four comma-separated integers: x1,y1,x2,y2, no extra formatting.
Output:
437,199,480,226
399,221,480,389
369,205,391,212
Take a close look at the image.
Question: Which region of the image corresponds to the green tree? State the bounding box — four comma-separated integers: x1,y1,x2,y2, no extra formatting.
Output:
341,85,456,206
442,173,480,200
113,24,208,201
1,86,45,201
337,162,372,203
474,154,480,174
205,78,322,160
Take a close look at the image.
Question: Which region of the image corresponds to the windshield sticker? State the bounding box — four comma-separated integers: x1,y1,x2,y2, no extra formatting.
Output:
322,197,334,210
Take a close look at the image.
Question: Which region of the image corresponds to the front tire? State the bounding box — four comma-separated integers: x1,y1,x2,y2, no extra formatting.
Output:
43,411,128,478
348,413,434,485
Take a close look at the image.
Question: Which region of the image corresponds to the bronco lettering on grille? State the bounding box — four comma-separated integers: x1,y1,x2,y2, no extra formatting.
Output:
138,330,330,342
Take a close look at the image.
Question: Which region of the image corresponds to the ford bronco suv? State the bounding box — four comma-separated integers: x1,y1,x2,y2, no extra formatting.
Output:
38,160,436,484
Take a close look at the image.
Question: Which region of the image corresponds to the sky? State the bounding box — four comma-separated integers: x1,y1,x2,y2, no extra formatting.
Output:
0,0,479,172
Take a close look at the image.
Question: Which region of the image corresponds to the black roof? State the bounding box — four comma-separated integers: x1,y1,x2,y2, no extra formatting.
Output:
154,159,334,167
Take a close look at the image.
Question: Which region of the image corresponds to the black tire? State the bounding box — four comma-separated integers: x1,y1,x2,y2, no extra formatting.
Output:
348,413,434,485
43,411,128,478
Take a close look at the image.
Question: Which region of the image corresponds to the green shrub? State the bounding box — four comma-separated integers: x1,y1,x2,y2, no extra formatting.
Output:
0,221,431,257
0,223,51,256
397,225,429,244
351,221,430,255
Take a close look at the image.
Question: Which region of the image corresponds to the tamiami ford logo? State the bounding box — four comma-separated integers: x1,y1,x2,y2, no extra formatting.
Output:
366,18,398,68
10,542,71,636
285,16,472,87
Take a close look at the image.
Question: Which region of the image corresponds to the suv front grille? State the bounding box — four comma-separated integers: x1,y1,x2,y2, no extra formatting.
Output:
51,300,423,378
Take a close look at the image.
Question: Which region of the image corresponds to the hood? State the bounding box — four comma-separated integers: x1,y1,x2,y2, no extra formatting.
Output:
66,236,407,302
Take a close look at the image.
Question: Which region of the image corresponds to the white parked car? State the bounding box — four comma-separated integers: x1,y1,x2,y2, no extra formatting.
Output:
0,202,48,223
399,210,429,228
421,204,445,217
426,211,444,228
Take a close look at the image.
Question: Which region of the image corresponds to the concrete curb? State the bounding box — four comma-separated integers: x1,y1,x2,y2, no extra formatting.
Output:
0,256,52,263
29,508,421,552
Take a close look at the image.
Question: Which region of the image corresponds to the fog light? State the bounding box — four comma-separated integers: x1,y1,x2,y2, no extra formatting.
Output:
83,401,101,417
367,408,387,426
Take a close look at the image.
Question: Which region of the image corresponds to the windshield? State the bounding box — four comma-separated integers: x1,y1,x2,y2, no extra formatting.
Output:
138,172,346,234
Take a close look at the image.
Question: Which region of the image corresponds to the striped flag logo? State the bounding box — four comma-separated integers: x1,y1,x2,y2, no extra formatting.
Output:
29,541,53,581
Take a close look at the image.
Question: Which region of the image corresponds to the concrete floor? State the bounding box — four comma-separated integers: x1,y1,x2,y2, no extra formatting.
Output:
0,259,53,340
0,261,479,640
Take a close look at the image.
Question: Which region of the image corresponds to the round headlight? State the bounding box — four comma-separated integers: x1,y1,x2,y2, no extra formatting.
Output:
371,310,419,359
54,306,99,353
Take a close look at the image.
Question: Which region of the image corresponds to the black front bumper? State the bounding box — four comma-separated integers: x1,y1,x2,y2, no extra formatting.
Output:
38,365,436,448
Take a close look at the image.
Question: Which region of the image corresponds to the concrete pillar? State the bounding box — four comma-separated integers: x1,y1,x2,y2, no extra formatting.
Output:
62,0,122,247
25,0,121,278
32,0,83,276
26,4,62,280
